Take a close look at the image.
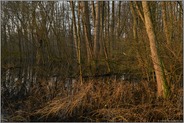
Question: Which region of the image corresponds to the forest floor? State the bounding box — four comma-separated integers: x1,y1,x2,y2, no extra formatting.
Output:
1,79,183,122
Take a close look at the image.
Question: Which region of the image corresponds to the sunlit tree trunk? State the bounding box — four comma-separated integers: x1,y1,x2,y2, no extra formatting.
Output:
142,1,170,98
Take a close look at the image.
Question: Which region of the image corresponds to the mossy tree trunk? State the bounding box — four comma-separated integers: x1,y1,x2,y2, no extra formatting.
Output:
142,1,170,98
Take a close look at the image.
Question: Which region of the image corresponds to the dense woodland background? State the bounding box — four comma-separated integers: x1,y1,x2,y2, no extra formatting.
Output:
1,1,183,122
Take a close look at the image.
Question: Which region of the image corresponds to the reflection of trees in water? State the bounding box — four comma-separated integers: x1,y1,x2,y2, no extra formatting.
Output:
2,66,142,100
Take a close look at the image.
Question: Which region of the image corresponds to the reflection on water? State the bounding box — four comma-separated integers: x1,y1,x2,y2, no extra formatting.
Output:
2,67,142,99
3,67,81,98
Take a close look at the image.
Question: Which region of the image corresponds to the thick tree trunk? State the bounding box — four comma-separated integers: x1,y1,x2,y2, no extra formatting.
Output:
142,1,170,98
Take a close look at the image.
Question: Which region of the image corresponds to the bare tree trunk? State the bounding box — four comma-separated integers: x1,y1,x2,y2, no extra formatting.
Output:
135,2,145,23
130,2,143,75
117,1,121,37
142,1,170,98
161,2,171,45
91,1,96,28
82,1,93,64
107,1,111,57
100,2,111,73
31,4,43,79
93,2,101,61
111,1,115,52
77,2,83,84
70,1,83,84
168,2,174,44
130,2,137,42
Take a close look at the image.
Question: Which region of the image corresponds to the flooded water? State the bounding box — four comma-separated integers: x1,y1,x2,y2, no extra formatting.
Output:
2,66,147,100
2,67,80,99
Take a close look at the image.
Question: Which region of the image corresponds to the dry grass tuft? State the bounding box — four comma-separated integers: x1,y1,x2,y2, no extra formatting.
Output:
33,80,183,121
2,79,183,122
34,82,94,120
92,101,182,122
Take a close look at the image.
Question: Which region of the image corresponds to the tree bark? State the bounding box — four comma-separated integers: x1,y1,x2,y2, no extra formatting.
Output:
82,1,93,64
93,2,101,59
70,1,83,84
161,2,171,45
100,2,111,73
91,1,96,28
142,1,170,98
111,1,115,51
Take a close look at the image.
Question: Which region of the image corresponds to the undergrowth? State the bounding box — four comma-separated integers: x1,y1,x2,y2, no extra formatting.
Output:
2,79,183,122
